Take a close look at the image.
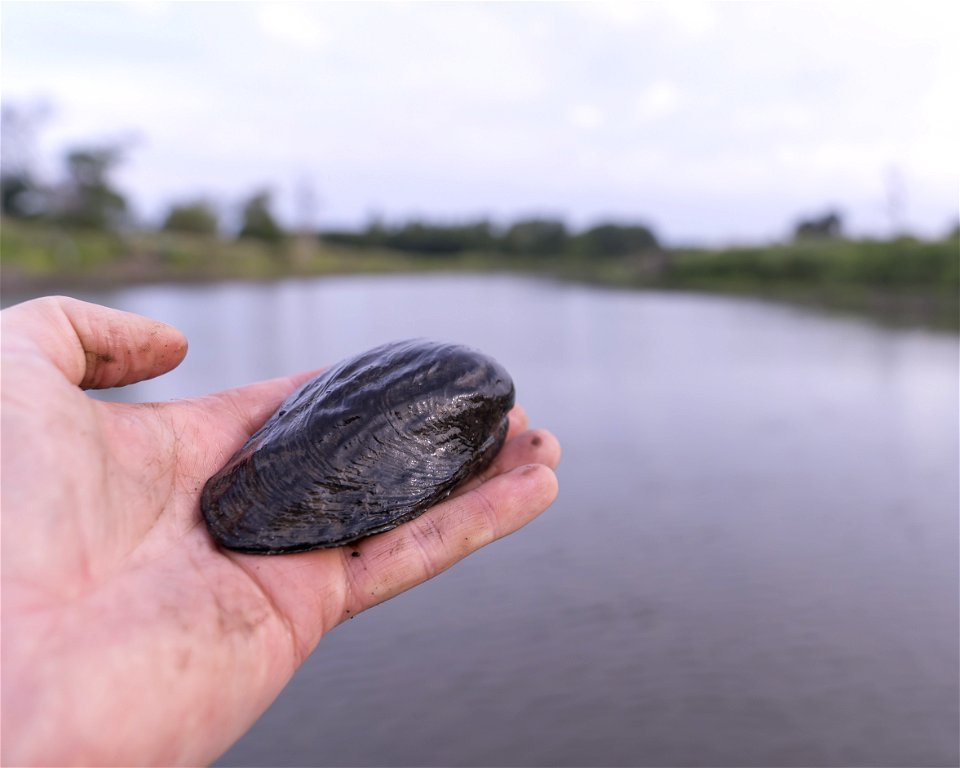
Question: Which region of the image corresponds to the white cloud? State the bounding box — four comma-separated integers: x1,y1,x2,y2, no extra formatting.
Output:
635,81,683,123
660,2,716,39
567,103,605,131
575,1,715,39
256,3,329,50
732,102,812,134
125,1,169,20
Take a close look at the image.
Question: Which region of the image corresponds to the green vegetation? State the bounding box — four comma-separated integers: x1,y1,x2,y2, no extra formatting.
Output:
661,237,958,328
162,200,219,235
322,218,659,260
57,147,129,230
2,216,956,329
325,220,500,255
238,190,286,244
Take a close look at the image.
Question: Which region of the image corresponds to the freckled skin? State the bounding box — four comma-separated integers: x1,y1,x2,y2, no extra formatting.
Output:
201,340,515,554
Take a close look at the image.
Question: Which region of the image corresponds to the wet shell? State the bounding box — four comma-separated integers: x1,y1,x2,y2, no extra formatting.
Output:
201,339,515,554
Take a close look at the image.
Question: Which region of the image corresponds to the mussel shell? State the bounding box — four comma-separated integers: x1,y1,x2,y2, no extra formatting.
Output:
201,339,515,554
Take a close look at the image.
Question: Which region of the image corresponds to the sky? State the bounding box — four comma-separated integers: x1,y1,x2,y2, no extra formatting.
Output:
1,1,958,245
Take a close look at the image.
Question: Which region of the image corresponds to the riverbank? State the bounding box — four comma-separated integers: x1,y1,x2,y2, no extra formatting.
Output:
2,219,956,330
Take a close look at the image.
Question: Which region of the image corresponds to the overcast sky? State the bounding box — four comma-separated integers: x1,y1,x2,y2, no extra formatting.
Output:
2,1,957,244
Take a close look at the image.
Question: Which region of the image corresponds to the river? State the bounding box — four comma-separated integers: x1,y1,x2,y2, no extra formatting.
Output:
9,275,958,766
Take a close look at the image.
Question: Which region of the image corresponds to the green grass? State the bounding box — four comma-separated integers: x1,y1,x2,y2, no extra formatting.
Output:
657,239,958,328
666,238,958,289
2,218,957,329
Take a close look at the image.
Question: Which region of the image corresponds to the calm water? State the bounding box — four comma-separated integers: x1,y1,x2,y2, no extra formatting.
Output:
14,275,959,766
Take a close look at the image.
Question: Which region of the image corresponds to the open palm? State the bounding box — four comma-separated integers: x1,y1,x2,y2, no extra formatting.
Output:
1,297,560,766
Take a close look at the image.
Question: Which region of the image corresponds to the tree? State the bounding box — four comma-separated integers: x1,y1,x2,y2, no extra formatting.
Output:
1,175,39,218
387,220,496,255
794,210,843,240
163,201,219,235
56,146,129,230
238,190,285,243
575,223,658,258
1,102,50,218
502,219,568,256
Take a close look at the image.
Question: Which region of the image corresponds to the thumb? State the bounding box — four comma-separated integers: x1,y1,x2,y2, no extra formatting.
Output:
1,296,188,389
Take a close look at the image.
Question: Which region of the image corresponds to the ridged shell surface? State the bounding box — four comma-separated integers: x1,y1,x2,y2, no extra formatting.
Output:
201,339,515,554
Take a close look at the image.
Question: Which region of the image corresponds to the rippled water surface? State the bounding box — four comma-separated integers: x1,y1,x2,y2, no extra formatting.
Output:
22,275,958,766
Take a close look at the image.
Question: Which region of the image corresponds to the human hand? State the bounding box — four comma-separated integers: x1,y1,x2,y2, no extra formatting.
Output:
1,296,560,766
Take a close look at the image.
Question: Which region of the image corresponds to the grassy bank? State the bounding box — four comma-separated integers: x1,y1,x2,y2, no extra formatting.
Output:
560,237,959,329
0,219,451,286
2,218,957,329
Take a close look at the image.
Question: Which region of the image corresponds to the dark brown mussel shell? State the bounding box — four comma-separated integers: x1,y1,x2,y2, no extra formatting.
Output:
201,339,515,554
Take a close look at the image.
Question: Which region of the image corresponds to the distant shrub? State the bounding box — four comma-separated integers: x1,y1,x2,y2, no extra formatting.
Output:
238,190,285,243
574,223,658,258
162,201,218,235
324,220,498,256
387,220,497,255
502,219,568,256
794,210,843,240
55,147,129,231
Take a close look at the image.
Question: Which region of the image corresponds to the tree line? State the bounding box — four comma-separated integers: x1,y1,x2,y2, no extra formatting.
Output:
1,139,661,257
1,140,288,245
0,113,663,258
6,104,940,259
1,133,848,259
321,219,660,259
